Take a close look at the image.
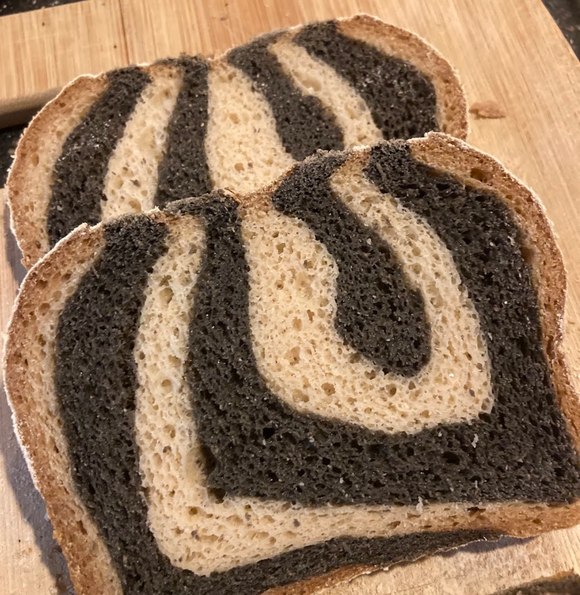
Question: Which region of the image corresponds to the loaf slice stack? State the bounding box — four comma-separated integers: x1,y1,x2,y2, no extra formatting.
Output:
5,134,580,595
7,14,467,268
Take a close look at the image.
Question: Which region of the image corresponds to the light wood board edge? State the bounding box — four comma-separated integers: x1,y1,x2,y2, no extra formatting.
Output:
0,0,127,125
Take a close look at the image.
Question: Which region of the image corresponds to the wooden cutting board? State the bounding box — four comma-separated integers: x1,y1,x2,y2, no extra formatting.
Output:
1,1,580,594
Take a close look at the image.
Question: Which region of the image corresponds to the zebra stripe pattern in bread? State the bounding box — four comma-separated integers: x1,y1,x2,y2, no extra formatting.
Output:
7,14,467,267
6,134,580,595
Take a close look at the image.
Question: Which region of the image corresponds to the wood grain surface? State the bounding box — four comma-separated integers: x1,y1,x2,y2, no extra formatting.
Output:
0,0,127,126
1,0,580,594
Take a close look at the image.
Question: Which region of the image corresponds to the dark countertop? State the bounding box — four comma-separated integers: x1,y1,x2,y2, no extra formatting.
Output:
0,0,578,188
542,0,580,56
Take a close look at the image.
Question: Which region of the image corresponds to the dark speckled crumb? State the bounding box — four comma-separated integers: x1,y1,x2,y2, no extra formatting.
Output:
153,55,212,207
227,32,344,161
294,21,438,139
54,145,580,521
53,206,498,595
271,153,431,376
171,148,580,507
46,67,150,246
53,141,580,518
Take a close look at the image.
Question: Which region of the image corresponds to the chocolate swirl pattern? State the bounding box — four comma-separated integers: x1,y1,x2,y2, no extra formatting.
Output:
8,15,468,267
5,137,580,595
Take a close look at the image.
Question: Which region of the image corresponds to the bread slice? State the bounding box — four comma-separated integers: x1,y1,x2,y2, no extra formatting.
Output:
7,14,467,268
5,133,579,595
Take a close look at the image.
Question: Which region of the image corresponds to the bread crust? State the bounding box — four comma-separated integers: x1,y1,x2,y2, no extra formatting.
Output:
7,14,468,269
2,224,123,595
7,61,181,269
337,14,468,140
409,133,580,456
4,136,579,595
7,74,108,268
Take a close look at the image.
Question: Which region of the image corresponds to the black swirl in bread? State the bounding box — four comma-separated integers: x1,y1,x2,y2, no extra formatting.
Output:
7,14,467,268
5,134,580,595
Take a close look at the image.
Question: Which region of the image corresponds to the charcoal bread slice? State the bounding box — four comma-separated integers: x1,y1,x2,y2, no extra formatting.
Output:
7,14,467,268
5,133,580,595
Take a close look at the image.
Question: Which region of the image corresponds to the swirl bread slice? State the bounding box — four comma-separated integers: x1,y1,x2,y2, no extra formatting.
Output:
5,133,580,595
7,14,467,268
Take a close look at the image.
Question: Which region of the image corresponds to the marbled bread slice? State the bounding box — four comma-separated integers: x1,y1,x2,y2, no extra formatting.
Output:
7,14,467,268
5,134,580,595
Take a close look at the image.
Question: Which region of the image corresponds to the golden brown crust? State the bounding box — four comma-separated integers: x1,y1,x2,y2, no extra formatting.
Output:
2,223,123,595
267,564,375,595
7,61,179,270
4,136,579,595
337,14,468,140
267,134,580,594
8,14,467,269
409,133,580,456
7,74,108,268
